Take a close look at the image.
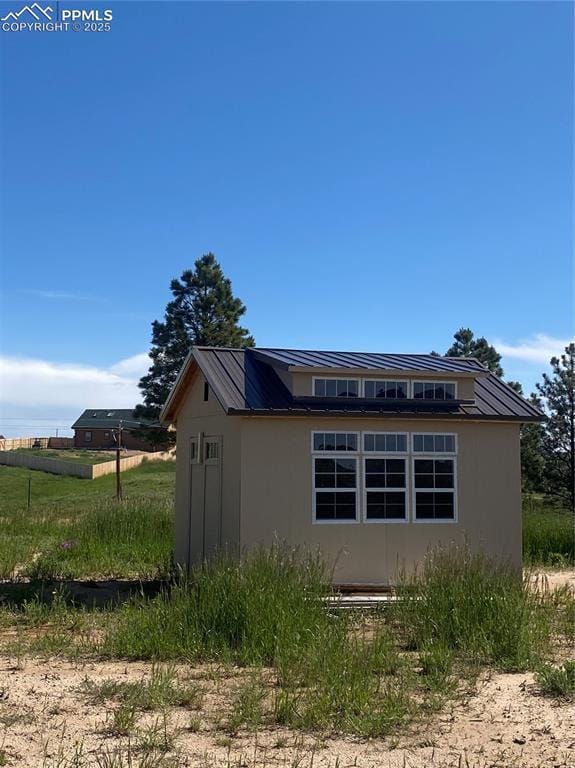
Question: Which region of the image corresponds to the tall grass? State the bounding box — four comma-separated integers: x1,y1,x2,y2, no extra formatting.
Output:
523,496,574,567
393,545,552,671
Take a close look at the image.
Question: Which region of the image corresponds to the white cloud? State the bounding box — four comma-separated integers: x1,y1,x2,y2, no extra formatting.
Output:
495,333,574,365
22,289,108,302
0,352,149,414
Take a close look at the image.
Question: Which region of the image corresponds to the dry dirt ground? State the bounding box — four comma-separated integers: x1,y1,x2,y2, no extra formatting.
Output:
0,658,574,768
0,571,573,768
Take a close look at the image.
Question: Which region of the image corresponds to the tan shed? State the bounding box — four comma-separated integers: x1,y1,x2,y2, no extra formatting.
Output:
160,347,543,585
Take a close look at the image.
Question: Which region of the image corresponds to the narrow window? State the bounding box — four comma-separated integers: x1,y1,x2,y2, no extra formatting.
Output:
364,380,408,399
413,458,456,521
364,457,407,521
413,382,456,400
412,434,456,453
312,432,358,452
84,431,92,443
203,381,209,402
314,378,359,398
363,433,407,453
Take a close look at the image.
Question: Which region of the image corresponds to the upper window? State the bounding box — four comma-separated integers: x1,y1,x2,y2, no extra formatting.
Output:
312,432,358,452
413,382,456,401
413,434,456,453
364,380,408,399
363,433,407,453
313,378,359,398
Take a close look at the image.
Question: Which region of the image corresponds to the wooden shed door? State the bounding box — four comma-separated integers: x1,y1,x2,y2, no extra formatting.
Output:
189,435,223,564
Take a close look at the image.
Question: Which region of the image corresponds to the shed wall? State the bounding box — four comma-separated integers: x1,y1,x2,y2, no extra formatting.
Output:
238,417,522,583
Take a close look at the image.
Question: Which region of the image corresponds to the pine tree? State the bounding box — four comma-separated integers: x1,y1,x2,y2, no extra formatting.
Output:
134,253,254,446
438,328,504,376
537,343,575,513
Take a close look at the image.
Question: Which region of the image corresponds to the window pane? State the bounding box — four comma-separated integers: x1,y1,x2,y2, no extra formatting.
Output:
364,381,375,398
316,492,336,519
423,435,435,452
415,491,455,520
445,435,455,452
435,435,445,452
424,384,435,399
345,380,359,397
366,459,386,473
415,459,434,474
326,380,338,397
366,491,406,520
315,458,334,473
364,434,375,451
397,435,407,451
435,459,454,474
313,433,324,451
395,382,407,399
413,382,424,398
314,380,326,397
316,473,335,488
415,474,434,488
413,435,424,452
347,433,358,451
386,459,404,473
445,383,455,400
335,492,356,519
375,435,387,452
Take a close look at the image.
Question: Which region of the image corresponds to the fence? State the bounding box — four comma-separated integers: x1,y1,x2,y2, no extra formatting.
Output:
0,437,74,451
0,450,175,479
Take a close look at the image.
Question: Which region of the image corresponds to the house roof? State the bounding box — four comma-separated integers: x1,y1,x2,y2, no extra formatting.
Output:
160,347,544,424
71,409,155,430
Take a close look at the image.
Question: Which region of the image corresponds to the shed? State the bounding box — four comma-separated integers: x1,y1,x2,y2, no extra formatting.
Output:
161,346,543,584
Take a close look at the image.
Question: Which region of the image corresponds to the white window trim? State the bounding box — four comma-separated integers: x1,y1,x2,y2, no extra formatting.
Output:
411,455,458,524
312,376,361,398
310,431,360,454
412,380,458,401
311,455,360,525
362,379,410,399
362,455,409,524
411,432,458,455
363,431,409,454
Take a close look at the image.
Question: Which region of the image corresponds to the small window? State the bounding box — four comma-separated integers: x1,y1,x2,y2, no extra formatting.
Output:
312,432,358,452
413,382,456,400
84,431,92,442
413,434,456,453
104,431,110,438
203,381,209,402
314,378,359,398
364,380,408,399
413,458,456,521
363,433,407,453
205,441,219,460
313,457,358,521
364,457,407,521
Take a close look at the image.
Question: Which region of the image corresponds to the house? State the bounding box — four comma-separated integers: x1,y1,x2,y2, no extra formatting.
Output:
71,409,156,451
160,347,543,584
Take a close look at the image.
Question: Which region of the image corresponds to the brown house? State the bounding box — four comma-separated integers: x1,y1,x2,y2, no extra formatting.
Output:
161,346,543,585
72,409,156,451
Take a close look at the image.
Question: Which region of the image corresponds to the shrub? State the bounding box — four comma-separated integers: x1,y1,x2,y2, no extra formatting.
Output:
536,661,575,698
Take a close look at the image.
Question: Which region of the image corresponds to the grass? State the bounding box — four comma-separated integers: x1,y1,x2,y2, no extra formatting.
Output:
12,448,117,465
523,495,574,567
535,661,575,699
0,461,175,580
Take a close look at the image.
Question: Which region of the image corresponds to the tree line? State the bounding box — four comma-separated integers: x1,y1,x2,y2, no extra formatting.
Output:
136,253,575,514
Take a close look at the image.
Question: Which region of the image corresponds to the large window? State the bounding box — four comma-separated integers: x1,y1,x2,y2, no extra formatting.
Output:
312,431,359,522
313,378,359,398
413,382,456,400
413,458,456,521
364,380,408,399
312,430,457,523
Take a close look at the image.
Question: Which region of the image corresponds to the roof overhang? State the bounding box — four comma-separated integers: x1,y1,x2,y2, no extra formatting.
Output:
284,365,488,378
160,350,197,425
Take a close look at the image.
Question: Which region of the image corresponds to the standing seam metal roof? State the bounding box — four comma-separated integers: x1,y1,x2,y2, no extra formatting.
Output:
186,347,542,422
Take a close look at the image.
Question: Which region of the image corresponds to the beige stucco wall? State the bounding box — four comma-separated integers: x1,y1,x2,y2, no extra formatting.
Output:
173,372,242,566
238,416,522,584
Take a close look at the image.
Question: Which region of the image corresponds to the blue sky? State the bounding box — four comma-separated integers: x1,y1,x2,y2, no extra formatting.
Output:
0,1,573,435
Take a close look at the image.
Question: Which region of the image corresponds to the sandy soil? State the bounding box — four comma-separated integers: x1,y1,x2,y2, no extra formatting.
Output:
0,657,573,768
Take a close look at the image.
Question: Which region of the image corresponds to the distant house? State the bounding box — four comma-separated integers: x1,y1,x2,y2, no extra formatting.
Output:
71,409,156,451
161,346,543,585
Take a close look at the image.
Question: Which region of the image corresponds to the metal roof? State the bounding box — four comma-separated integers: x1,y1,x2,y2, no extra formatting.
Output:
163,347,543,423
71,409,155,430
252,348,487,373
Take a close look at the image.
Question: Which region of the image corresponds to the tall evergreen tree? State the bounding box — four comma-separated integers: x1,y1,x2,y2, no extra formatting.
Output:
134,254,254,446
536,343,575,513
436,327,504,376
502,381,545,493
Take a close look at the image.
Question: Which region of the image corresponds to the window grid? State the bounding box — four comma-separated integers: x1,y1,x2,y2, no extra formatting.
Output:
363,380,409,399
313,378,360,398
363,457,408,523
412,433,457,454
311,431,458,524
413,381,456,401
